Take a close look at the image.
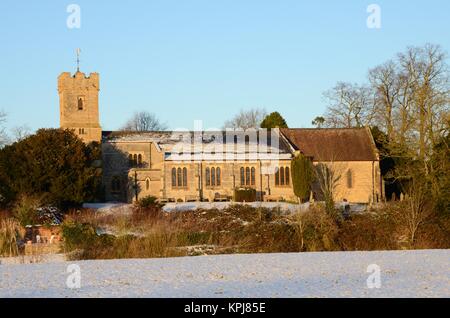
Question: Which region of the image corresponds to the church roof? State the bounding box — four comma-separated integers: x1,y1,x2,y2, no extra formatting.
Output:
101,130,293,161
280,127,379,161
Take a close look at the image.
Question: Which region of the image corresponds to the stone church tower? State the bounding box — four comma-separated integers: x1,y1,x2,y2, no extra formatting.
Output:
58,71,102,143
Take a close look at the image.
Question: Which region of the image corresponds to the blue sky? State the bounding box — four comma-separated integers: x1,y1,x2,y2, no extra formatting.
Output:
1,0,449,132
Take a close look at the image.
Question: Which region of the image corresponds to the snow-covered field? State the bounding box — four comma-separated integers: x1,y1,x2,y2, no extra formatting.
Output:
0,249,448,297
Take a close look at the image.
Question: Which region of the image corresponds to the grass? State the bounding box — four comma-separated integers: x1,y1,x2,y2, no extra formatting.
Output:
0,218,21,257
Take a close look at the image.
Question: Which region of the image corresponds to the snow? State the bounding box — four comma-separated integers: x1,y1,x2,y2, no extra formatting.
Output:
82,203,132,215
162,202,309,213
0,250,448,297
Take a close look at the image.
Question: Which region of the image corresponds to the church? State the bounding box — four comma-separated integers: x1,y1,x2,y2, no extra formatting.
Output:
58,70,384,204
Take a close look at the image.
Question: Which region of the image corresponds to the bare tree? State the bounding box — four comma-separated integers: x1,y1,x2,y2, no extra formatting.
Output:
369,60,400,139
223,108,267,130
121,111,168,132
0,111,8,147
323,82,375,128
10,125,32,142
314,161,345,217
400,172,434,246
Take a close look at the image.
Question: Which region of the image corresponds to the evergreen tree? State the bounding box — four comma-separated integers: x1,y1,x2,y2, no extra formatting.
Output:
0,129,101,209
291,153,314,203
260,112,288,129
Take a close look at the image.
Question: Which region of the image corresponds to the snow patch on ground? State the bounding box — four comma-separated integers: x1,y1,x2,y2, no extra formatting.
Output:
162,202,308,213
82,203,133,215
0,250,448,297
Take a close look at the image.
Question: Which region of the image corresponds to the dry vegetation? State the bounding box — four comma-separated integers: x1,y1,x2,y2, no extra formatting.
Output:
60,201,450,261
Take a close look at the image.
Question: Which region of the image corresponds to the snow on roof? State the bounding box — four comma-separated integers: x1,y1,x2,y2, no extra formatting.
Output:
102,130,293,161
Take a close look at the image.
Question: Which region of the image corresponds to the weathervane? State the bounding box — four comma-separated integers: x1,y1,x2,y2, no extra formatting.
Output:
76,48,81,72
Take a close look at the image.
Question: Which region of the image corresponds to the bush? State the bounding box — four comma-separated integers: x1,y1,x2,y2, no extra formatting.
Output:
13,195,41,227
61,221,98,252
234,188,257,202
293,206,340,252
138,195,159,208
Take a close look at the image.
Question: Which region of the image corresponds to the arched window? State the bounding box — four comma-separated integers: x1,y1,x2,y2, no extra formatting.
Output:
78,97,83,110
171,168,177,187
285,167,290,185
240,167,245,185
275,168,280,186
280,167,285,185
182,168,187,187
133,154,138,167
216,168,221,186
245,167,250,186
211,167,216,186
146,178,150,190
245,135,250,145
251,167,256,186
177,168,182,187
138,154,142,166
346,169,353,188
205,167,210,186
234,135,238,144
129,154,133,167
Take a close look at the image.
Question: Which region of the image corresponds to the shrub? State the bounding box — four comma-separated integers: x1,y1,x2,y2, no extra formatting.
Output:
61,221,98,252
234,188,257,202
13,195,41,227
294,206,340,252
138,195,159,208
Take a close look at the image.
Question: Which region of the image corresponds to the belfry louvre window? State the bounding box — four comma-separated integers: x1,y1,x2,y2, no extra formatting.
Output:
206,167,221,187
172,167,188,188
240,166,256,186
275,166,290,186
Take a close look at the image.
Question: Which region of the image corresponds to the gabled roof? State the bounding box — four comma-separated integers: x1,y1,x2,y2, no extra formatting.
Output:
101,130,293,161
280,127,379,161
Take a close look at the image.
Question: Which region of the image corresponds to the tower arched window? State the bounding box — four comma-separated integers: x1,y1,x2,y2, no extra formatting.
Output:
240,167,245,186
250,167,256,186
138,154,142,166
280,167,285,185
78,97,83,110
